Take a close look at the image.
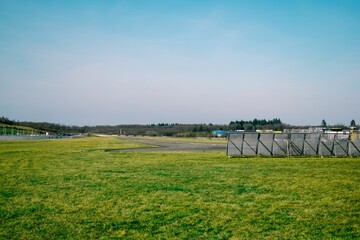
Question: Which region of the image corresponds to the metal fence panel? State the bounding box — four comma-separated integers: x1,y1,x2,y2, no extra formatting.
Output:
273,133,288,156
226,133,243,156
258,133,274,156
350,141,360,156
227,132,360,157
243,133,258,156
303,133,320,156
289,133,305,156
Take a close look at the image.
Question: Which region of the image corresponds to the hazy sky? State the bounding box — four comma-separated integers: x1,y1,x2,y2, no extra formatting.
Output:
1,0,359,126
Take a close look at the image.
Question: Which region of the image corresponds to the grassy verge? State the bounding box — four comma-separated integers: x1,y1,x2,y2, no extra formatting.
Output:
1,137,359,239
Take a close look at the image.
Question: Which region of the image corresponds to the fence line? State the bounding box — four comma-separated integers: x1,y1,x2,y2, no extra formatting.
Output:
227,132,360,157
0,126,88,140
0,134,87,141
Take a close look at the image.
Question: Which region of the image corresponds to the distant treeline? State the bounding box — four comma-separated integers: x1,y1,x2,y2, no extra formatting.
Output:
0,117,14,125
1,116,288,137
0,117,223,137
1,116,356,137
229,118,284,131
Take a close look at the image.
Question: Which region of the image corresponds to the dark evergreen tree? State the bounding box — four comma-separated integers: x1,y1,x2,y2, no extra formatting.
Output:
350,119,356,127
321,119,327,127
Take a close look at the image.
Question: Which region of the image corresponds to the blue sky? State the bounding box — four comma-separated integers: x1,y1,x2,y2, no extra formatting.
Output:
1,0,359,126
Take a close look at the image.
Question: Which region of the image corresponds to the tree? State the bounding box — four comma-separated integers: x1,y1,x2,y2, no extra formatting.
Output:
0,116,14,125
350,119,356,127
321,119,327,128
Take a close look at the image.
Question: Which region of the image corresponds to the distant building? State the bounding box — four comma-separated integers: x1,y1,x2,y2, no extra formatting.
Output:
212,130,227,137
255,129,282,133
212,130,244,137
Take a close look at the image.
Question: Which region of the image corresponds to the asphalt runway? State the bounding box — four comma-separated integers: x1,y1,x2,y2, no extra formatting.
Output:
107,136,227,152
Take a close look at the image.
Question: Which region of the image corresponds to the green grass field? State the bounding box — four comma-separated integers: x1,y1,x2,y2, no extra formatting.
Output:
1,137,359,239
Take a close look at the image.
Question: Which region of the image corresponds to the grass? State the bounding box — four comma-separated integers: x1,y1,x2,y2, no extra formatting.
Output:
122,135,227,144
1,136,359,239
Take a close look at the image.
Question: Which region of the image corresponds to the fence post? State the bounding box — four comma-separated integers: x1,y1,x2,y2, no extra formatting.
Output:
302,133,306,155
332,134,336,156
226,133,230,156
241,133,245,155
271,133,275,155
255,133,260,155
317,134,321,156
287,133,291,157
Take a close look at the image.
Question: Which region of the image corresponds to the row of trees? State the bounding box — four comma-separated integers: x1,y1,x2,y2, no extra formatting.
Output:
229,118,285,131
0,116,15,125
1,116,358,137
321,119,357,128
